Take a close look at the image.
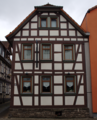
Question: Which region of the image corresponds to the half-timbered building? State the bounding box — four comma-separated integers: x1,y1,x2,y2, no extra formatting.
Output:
0,41,11,104
6,3,91,118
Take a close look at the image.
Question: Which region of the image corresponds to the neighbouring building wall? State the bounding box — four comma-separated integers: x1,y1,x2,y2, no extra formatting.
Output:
81,8,97,115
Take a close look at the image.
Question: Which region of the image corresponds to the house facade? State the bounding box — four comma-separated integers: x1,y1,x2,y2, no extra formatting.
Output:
81,5,97,117
0,41,11,104
6,4,91,118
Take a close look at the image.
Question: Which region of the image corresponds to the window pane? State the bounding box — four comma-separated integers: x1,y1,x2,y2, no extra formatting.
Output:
66,82,74,92
66,77,74,81
41,19,46,27
43,46,50,48
43,50,50,59
23,82,31,92
43,77,50,81
65,46,72,49
51,19,56,27
65,50,72,60
24,46,31,49
23,78,31,81
43,82,50,92
24,50,31,59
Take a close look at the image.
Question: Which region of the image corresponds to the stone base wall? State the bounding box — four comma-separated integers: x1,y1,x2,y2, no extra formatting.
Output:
9,108,90,118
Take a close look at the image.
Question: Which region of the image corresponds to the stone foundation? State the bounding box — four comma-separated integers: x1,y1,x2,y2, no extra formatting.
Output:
9,108,90,118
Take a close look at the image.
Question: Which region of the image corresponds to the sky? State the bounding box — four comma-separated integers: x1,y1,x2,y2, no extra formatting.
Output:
0,0,97,41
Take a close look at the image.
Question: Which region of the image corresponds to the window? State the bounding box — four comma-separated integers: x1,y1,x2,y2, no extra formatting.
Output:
40,18,47,27
41,76,51,93
23,45,32,60
6,85,9,94
0,83,2,93
65,76,76,93
51,18,57,27
42,44,51,60
22,77,32,93
1,63,4,73
64,45,74,60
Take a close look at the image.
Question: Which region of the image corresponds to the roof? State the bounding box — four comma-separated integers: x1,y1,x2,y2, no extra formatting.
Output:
2,41,10,49
6,3,89,46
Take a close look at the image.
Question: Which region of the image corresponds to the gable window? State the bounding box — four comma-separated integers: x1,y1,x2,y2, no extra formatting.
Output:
64,45,74,60
51,18,57,27
65,76,76,93
41,18,47,27
41,76,51,93
22,77,32,93
42,44,51,60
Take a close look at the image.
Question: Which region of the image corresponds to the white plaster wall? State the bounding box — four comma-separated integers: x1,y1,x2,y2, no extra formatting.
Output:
61,30,67,36
54,76,62,83
79,85,84,94
77,75,80,85
81,76,83,83
54,44,61,52
34,71,42,74
76,96,84,105
34,63,39,70
42,38,48,41
79,45,82,52
14,38,20,41
34,75,39,84
15,53,20,61
74,63,82,70
54,86,63,94
76,54,82,61
41,97,52,105
15,63,21,70
41,13,48,15
14,86,18,94
35,38,41,41
14,71,23,74
69,30,75,36
41,63,52,70
54,53,62,61
84,38,88,41
34,96,38,106
50,38,55,41
34,86,39,94
21,38,27,41
31,30,37,36
25,71,32,74
60,23,67,29
77,38,83,41
23,63,33,70
54,96,63,105
18,44,21,51
68,23,74,29
39,30,48,36
54,63,62,70
77,31,82,36
57,38,63,41
22,97,32,106
44,72,52,74
23,23,29,29
76,44,78,52
31,23,37,29
15,31,21,36
35,53,39,61
71,38,76,41
22,30,29,36
14,97,21,106
31,15,37,21
64,38,70,41
49,13,56,15
55,72,63,74
15,46,18,51
64,63,73,70
60,15,66,21
50,30,59,36
28,38,34,41
65,96,75,105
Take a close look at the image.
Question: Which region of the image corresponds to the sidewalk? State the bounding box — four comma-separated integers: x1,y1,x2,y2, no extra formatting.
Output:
0,101,10,114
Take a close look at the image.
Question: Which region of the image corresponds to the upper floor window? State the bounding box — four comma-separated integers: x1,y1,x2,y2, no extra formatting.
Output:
64,45,74,60
42,44,51,60
65,76,76,93
22,44,33,60
51,18,57,27
41,18,47,27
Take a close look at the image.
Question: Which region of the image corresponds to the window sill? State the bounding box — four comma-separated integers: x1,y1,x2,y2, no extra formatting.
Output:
40,93,53,96
63,60,75,63
20,93,33,96
64,93,76,96
21,60,34,63
40,60,53,62
39,27,59,30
